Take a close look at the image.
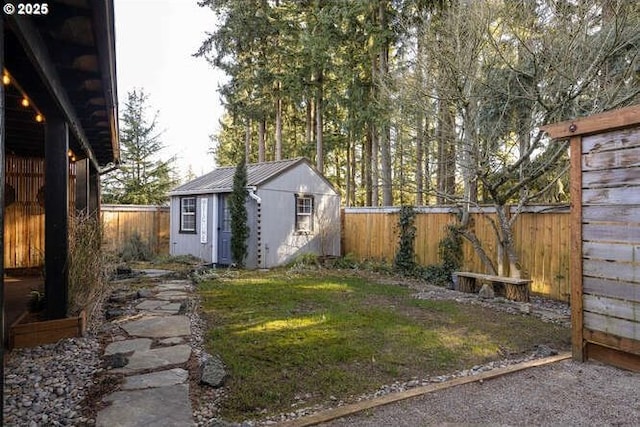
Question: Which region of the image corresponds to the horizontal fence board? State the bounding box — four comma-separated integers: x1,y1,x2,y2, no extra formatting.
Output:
343,206,571,301
583,259,640,284
583,223,640,244
584,294,640,321
583,146,640,171
582,187,640,205
583,241,640,263
584,311,640,341
584,276,640,302
582,166,640,189
582,128,640,154
583,205,640,223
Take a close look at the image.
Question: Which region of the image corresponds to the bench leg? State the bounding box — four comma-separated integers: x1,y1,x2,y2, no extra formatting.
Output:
505,284,529,302
491,281,506,298
458,276,477,293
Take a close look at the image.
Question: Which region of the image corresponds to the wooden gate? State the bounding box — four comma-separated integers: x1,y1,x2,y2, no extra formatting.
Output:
543,105,640,371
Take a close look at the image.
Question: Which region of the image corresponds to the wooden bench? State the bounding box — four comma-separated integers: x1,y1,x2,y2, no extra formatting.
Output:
454,272,531,302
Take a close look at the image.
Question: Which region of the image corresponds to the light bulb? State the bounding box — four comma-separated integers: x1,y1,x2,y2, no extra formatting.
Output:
21,98,30,107
35,113,44,123
2,74,9,85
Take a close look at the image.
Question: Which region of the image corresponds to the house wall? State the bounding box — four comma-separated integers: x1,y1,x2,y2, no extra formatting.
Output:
169,194,217,263
258,162,341,268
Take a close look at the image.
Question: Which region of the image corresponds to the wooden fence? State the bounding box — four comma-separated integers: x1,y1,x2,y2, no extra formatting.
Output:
342,206,571,302
101,204,170,257
4,156,76,269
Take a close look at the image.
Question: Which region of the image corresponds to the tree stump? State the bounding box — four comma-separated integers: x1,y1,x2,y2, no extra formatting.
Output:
505,283,529,302
458,276,477,293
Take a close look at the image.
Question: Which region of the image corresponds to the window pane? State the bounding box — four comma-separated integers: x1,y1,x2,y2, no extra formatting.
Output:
181,198,196,231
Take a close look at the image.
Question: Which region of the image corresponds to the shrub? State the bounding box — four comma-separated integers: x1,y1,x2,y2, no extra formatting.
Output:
120,232,152,262
68,212,113,318
394,205,417,275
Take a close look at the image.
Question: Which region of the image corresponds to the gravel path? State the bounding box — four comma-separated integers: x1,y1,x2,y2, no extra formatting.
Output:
320,359,640,426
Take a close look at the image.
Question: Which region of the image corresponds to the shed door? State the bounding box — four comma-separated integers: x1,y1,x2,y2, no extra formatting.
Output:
217,195,232,265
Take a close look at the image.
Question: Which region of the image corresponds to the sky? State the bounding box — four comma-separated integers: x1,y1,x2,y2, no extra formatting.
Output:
114,0,227,179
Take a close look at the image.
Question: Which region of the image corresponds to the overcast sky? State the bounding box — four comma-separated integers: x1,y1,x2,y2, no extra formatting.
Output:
114,0,226,179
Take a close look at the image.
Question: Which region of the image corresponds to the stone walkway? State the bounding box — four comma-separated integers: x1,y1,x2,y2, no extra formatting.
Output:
96,278,196,426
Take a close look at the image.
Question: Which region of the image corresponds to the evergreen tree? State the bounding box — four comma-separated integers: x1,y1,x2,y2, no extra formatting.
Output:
230,158,249,267
102,89,177,204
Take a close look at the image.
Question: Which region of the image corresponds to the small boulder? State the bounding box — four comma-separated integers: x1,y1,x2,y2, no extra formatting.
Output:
104,353,129,369
200,355,228,388
478,283,495,299
534,344,558,358
105,308,127,320
137,288,155,299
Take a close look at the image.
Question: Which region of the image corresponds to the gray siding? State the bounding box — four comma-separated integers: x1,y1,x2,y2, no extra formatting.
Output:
169,194,216,263
259,162,340,267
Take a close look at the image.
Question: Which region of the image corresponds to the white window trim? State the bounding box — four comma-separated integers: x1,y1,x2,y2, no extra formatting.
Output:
180,197,197,233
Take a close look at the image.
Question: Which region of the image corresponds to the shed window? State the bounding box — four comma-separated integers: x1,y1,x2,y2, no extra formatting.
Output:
295,195,314,232
180,197,197,233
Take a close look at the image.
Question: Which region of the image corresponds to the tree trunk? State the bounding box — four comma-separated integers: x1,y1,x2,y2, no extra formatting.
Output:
305,98,312,150
258,119,266,163
244,117,251,163
275,90,282,161
378,0,392,206
371,123,379,207
416,115,424,205
315,69,324,173
364,131,372,206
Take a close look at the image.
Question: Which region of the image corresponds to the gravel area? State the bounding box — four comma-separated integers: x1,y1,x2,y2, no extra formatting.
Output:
4,337,102,426
320,359,640,426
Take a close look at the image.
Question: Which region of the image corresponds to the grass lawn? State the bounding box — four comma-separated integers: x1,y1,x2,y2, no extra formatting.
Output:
198,269,570,420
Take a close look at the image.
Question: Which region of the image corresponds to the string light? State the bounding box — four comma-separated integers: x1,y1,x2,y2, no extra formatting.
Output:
2,67,45,124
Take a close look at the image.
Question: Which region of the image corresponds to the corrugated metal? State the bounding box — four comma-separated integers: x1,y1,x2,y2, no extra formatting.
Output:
169,158,306,196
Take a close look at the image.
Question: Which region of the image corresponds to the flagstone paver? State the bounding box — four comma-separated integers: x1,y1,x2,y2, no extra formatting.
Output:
122,368,189,390
96,384,194,427
121,315,191,338
97,272,197,426
104,338,153,356
111,344,192,375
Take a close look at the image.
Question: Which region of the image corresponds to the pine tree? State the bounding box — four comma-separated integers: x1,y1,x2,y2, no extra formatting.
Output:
230,158,249,267
102,89,177,204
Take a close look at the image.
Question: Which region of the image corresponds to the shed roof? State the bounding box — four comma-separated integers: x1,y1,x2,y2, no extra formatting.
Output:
170,158,325,196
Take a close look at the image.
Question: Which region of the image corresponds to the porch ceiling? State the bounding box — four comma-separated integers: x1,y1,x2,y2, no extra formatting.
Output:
3,0,119,167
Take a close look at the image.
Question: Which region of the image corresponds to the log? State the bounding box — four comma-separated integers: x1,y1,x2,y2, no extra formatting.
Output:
505,283,529,302
458,276,477,293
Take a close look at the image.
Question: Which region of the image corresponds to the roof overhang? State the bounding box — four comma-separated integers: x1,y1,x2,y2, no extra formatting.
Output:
3,0,119,167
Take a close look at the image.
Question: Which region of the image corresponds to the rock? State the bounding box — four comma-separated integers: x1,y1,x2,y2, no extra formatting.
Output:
534,344,558,358
520,303,531,314
104,353,129,369
105,308,126,320
115,265,133,277
137,288,155,298
200,355,228,388
109,292,138,303
478,283,495,299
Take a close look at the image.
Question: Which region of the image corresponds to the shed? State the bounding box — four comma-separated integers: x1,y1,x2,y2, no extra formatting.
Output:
542,105,640,371
168,158,341,268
